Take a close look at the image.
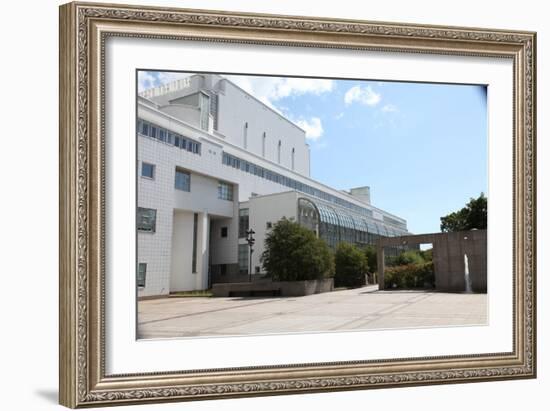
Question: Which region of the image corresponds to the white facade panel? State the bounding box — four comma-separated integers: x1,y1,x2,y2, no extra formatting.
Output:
248,191,300,272
216,80,310,176
170,211,196,291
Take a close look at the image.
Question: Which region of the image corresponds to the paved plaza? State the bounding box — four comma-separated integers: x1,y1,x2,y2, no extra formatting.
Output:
137,286,487,339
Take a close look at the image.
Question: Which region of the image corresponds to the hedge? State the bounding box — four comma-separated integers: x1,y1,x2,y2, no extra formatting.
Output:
334,242,368,288
383,262,435,289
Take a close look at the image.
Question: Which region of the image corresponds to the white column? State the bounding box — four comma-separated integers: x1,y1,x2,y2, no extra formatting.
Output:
196,212,210,290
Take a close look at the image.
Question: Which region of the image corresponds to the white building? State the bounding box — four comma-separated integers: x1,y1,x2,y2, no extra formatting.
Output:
137,74,409,297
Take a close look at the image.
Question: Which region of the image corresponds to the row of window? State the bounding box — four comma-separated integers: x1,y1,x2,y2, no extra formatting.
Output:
222,152,406,230
138,119,201,154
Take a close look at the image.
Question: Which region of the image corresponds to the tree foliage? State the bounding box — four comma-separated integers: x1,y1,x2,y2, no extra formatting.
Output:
390,250,425,266
334,242,368,288
363,245,378,274
440,193,487,232
384,262,435,289
261,218,334,281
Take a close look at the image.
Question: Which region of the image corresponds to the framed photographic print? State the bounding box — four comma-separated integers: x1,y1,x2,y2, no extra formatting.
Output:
59,1,537,408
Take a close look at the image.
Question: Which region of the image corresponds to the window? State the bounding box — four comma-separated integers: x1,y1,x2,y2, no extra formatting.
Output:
277,140,282,164
187,140,201,154
192,213,198,273
291,147,295,170
137,119,201,156
238,208,249,238
137,208,156,232
266,222,272,229
141,162,155,179
175,168,191,191
137,263,147,287
217,181,233,201
262,132,266,157
221,227,228,238
238,244,249,274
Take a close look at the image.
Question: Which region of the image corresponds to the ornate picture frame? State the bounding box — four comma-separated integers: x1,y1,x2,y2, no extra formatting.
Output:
59,1,536,407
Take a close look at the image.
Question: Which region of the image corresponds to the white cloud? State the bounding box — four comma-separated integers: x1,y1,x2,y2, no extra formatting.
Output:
381,104,398,113
344,85,381,106
137,71,157,92
137,71,191,92
227,75,335,109
334,112,345,120
295,117,324,141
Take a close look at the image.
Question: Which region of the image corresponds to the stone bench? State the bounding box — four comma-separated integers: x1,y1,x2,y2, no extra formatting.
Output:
212,278,334,297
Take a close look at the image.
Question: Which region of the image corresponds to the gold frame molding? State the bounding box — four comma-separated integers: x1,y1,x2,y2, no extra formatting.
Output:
59,2,537,408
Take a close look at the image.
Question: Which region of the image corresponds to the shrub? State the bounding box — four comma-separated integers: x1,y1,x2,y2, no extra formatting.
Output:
334,242,368,288
390,250,425,266
261,218,334,281
363,245,378,274
384,262,434,289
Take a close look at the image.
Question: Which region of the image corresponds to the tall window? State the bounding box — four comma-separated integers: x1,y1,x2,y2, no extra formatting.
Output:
243,122,248,149
192,213,198,273
262,132,266,157
217,181,233,201
277,140,282,164
239,208,249,238
238,244,249,274
137,207,156,232
141,162,155,179
175,168,191,191
137,263,147,287
291,148,295,170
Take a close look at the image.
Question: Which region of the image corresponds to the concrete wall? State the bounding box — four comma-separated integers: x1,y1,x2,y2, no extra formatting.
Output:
432,230,487,292
377,230,487,293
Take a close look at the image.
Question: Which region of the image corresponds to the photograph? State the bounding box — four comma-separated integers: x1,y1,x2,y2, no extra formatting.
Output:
135,71,488,339
57,2,536,407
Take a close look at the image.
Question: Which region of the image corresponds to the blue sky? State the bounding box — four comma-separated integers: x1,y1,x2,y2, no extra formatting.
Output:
138,71,487,234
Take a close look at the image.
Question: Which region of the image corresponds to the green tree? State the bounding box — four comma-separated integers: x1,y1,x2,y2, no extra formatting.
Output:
363,245,378,274
420,248,433,262
261,218,334,281
392,250,425,266
334,242,368,288
440,193,487,232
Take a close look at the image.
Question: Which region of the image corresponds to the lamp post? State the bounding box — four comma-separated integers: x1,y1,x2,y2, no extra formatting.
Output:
246,228,255,282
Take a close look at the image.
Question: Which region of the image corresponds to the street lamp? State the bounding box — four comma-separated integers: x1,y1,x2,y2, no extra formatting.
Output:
246,228,255,282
